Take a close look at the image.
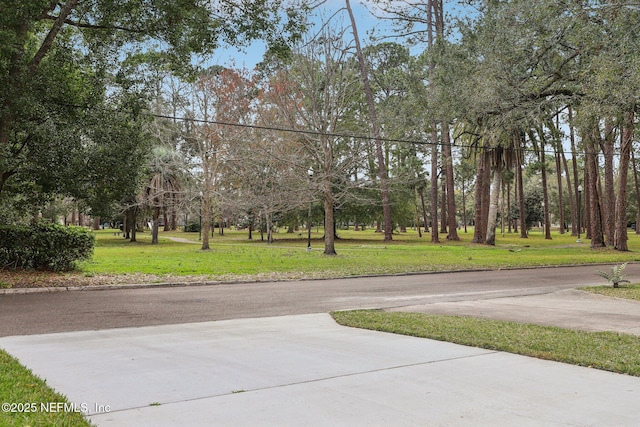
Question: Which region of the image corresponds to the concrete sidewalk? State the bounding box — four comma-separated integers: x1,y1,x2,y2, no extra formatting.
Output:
1,302,639,426
393,288,640,335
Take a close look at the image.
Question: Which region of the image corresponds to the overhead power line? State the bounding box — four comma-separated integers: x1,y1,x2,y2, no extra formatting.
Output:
151,112,622,158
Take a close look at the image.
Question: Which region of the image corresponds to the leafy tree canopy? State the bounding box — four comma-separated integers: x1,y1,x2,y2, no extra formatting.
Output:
0,0,310,220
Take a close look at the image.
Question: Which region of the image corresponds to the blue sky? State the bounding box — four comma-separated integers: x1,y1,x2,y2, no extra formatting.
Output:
210,1,391,69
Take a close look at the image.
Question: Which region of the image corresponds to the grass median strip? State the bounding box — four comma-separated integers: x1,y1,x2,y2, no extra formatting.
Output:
581,283,640,301
0,350,93,427
331,310,640,376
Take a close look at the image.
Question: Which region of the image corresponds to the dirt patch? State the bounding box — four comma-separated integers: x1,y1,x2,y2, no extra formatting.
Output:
0,270,332,289
0,270,168,288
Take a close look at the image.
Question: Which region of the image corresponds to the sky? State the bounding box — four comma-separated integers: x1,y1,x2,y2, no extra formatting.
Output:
210,0,393,70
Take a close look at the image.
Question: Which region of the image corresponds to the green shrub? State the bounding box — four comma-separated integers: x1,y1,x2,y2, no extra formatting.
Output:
595,263,630,288
184,222,201,232
0,222,94,271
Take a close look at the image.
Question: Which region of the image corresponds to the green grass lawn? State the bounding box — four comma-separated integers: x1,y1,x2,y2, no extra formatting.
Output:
3,227,640,425
0,350,93,427
331,259,640,378
77,227,640,282
581,283,640,301
331,310,640,376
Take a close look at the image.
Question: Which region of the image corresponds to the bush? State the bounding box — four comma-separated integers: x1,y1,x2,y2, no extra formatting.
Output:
184,222,201,232
0,222,95,271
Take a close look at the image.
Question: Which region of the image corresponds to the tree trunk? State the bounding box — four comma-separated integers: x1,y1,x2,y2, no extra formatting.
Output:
511,181,520,233
420,187,429,233
554,114,566,235
427,0,439,244
481,151,491,240
346,0,392,243
201,194,210,250
323,186,336,255
485,164,502,246
462,178,468,233
587,135,605,248
632,151,640,235
516,138,527,238
501,179,505,237
513,172,519,233
321,130,337,255
440,178,447,233
127,208,137,242
415,187,422,238
266,212,274,244
539,137,552,240
560,145,576,236
152,207,160,244
596,161,606,236
260,212,264,241
122,214,128,239
584,151,591,240
507,180,512,234
171,199,178,230
555,150,565,234
442,125,459,240
569,107,582,236
163,211,170,232
171,207,178,231
430,131,440,243
614,112,633,251
472,152,485,243
602,120,615,246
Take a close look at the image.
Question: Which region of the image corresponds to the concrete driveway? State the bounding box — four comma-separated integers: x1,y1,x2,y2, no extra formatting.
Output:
1,313,639,426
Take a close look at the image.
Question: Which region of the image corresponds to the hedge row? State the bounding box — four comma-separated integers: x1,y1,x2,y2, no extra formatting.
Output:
0,222,95,271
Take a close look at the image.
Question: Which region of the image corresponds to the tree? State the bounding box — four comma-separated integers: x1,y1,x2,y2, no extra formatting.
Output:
367,0,446,243
584,126,605,248
359,0,640,252
345,0,393,242
454,150,476,233
574,2,640,251
146,146,187,244
426,0,440,244
189,67,256,250
230,88,310,244
514,130,528,238
481,133,516,246
614,113,634,251
267,24,364,255
534,129,552,240
632,150,640,236
523,189,545,231
0,0,309,220
442,0,583,245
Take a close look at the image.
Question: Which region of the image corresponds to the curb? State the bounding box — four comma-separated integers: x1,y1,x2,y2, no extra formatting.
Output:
0,262,631,295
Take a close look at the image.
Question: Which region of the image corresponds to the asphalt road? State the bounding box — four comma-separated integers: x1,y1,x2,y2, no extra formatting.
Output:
1,264,638,337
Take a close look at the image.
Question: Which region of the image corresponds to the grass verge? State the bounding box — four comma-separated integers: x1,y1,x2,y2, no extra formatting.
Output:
581,283,640,301
331,310,640,376
0,350,93,426
82,228,640,281
4,227,640,288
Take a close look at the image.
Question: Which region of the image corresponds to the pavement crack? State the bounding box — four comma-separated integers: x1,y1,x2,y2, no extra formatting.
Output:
91,351,498,417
